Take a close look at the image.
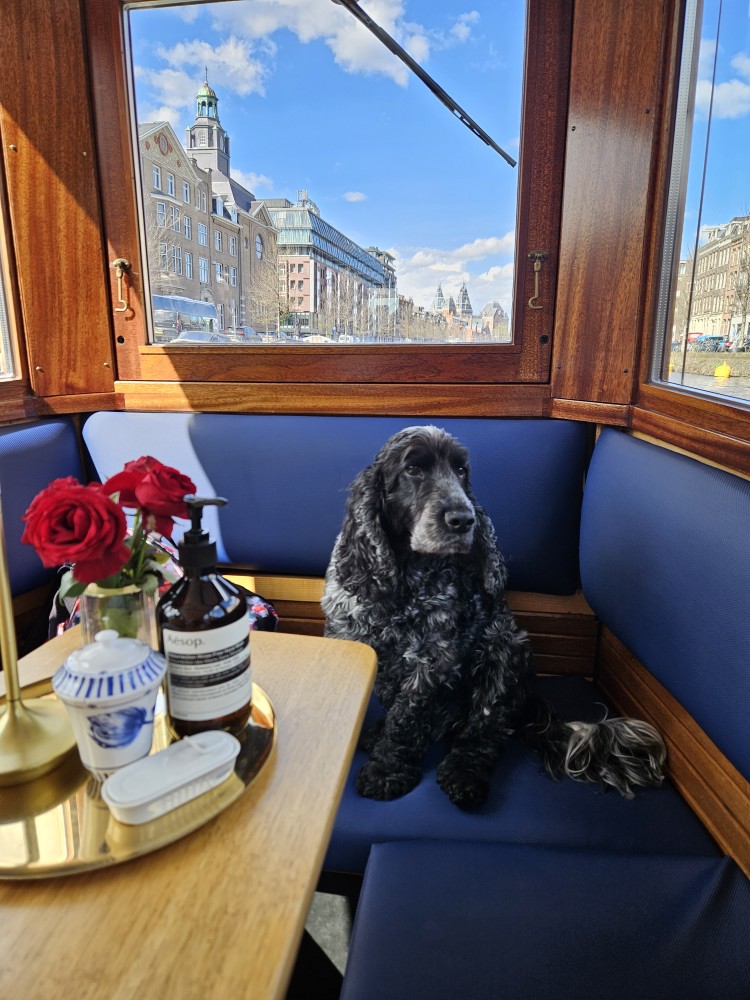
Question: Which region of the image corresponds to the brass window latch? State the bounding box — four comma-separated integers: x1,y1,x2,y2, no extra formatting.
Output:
527,251,549,309
111,258,131,313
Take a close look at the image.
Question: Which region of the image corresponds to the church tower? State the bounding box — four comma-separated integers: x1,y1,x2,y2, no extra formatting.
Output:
185,71,231,176
457,282,473,320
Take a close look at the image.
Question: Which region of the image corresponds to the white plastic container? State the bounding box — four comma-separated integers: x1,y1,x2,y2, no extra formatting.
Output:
101,730,241,825
52,629,167,780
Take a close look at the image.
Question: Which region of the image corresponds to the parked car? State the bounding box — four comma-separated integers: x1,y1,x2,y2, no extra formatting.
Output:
227,326,263,343
693,334,730,352
172,330,233,344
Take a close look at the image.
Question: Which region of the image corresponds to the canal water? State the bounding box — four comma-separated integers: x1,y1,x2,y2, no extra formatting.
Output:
665,372,750,404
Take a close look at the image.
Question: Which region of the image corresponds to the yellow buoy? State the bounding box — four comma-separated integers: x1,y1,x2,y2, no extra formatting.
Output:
714,362,731,378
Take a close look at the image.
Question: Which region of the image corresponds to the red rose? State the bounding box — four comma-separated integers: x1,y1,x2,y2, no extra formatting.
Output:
22,477,130,584
102,456,196,537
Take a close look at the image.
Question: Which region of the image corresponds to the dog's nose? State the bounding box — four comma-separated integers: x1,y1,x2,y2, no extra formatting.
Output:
445,510,475,533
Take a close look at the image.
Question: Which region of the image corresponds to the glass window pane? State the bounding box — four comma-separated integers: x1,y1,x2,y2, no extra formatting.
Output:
653,0,750,405
128,0,523,345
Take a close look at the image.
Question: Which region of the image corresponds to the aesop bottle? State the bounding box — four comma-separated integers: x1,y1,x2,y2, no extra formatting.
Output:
158,496,252,738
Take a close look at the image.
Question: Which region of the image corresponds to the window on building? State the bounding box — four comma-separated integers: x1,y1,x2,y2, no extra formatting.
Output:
152,165,161,190
172,245,182,274
184,216,192,240
185,251,193,279
214,230,222,252
198,223,208,246
199,256,209,283
167,173,175,197
156,202,166,227
183,180,190,202
229,236,236,256
159,242,168,271
652,0,750,407
169,205,180,231
215,262,223,282
230,267,237,286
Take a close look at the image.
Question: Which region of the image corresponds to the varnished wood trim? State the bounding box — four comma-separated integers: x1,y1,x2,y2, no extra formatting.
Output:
139,344,543,387
597,627,750,879
551,0,668,405
630,399,750,479
550,398,629,425
31,392,121,416
116,381,552,416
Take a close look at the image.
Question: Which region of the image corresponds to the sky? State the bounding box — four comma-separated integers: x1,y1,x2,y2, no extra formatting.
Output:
128,0,750,308
129,0,524,314
679,0,750,255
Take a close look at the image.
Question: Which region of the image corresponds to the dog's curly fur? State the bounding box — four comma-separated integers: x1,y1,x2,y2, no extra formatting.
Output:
322,425,667,809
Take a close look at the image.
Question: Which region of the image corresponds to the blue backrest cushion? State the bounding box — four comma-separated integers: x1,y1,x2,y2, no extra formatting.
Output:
83,412,589,594
580,428,750,781
0,418,84,595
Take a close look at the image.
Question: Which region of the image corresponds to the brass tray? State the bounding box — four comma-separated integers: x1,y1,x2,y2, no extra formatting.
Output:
0,683,275,879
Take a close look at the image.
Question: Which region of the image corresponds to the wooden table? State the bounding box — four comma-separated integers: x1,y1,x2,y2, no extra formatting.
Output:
0,630,376,1000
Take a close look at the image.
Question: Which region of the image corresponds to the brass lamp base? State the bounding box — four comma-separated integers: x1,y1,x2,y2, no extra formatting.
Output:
0,697,76,787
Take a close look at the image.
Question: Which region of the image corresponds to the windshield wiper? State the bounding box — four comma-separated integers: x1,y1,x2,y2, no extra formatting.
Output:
331,0,516,168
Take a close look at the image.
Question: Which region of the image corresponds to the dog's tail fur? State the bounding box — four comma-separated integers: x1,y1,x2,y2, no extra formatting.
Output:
521,697,667,798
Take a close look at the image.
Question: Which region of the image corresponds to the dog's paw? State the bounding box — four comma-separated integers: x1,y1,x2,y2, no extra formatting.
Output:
355,759,421,800
436,753,491,810
358,719,385,754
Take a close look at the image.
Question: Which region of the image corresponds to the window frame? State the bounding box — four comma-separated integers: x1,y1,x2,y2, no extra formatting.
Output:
633,0,750,469
82,0,571,407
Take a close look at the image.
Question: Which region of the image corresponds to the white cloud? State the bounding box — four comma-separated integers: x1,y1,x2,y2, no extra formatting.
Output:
696,76,750,118
695,45,750,119
451,11,480,43
343,191,368,202
231,168,273,192
391,229,515,312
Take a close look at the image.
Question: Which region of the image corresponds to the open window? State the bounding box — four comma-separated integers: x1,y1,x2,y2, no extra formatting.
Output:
85,0,571,406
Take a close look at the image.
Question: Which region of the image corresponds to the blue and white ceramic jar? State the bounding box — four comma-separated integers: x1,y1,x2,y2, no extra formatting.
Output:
52,630,167,780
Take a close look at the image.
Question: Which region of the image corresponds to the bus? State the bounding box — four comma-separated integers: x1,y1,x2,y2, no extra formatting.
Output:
151,294,219,344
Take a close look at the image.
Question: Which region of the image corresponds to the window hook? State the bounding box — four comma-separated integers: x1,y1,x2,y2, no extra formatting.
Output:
527,251,549,310
111,258,131,313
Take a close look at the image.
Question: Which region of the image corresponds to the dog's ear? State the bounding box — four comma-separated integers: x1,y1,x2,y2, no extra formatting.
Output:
473,504,508,596
331,462,398,600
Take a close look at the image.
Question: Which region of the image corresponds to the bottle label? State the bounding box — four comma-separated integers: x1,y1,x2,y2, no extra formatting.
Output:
163,616,252,722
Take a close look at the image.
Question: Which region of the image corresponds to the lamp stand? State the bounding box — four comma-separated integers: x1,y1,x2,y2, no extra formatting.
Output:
0,491,75,786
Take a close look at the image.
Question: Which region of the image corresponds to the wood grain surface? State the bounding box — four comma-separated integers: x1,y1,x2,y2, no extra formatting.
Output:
0,630,376,1000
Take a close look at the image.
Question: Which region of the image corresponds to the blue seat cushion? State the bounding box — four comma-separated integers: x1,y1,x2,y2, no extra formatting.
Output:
341,840,750,1000
324,676,718,875
0,418,84,595
580,428,750,782
83,413,589,593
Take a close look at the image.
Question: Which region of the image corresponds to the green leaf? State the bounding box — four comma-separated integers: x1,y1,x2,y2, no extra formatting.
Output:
59,569,86,600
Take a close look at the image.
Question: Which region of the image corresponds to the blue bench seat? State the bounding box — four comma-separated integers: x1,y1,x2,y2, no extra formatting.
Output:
324,675,718,876
341,840,750,1000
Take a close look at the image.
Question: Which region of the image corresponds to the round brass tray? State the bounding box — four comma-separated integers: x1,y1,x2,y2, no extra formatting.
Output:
0,683,275,879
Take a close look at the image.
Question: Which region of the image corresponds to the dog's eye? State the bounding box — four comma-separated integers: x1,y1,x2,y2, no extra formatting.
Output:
405,464,423,478
455,466,468,479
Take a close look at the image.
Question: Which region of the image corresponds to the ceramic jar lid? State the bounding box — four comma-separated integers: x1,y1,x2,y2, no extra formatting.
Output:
52,630,166,707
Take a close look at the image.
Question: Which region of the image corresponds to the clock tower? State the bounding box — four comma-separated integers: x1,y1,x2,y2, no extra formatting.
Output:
186,71,230,176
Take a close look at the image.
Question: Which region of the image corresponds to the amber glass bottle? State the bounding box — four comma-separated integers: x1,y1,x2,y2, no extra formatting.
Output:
157,497,252,738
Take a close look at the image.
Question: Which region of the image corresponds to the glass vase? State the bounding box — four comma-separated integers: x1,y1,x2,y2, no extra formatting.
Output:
80,584,158,648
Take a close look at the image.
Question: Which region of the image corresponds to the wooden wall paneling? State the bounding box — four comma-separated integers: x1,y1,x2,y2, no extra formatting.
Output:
0,0,114,398
597,627,750,879
552,0,667,405
115,380,551,416
84,0,168,383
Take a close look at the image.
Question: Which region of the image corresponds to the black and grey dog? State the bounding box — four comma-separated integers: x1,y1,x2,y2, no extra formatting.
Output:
323,425,666,810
